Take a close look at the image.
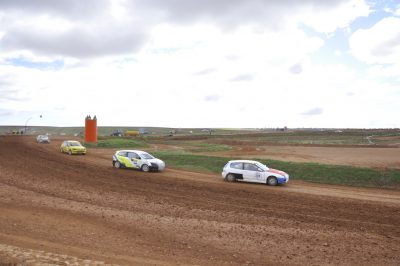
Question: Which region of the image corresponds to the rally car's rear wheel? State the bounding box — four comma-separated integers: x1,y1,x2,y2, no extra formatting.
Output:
141,164,150,172
225,173,236,182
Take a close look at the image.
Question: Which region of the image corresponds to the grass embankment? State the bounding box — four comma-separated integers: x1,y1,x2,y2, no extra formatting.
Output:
85,138,148,149
226,130,400,145
182,143,232,153
152,151,400,188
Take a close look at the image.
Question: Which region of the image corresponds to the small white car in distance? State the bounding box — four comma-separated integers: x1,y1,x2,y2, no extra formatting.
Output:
36,135,50,144
112,150,165,172
222,160,289,186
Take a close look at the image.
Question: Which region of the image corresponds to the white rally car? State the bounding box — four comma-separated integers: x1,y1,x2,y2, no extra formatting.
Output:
36,134,50,144
222,160,289,186
112,150,165,172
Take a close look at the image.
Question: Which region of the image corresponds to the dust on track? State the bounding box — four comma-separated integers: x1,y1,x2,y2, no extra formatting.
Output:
0,136,399,265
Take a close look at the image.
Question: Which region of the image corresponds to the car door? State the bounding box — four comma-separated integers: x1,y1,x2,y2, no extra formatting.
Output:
243,163,263,183
229,162,244,180
67,142,73,152
116,151,132,168
127,152,141,169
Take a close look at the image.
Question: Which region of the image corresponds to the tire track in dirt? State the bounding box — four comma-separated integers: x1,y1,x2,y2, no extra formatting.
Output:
0,242,119,265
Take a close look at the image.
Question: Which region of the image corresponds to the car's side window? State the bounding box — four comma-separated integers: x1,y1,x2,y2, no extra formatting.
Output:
128,152,140,159
244,163,259,171
230,162,243,169
118,151,128,157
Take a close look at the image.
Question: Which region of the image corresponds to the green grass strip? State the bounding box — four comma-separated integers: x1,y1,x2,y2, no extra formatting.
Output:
86,138,148,149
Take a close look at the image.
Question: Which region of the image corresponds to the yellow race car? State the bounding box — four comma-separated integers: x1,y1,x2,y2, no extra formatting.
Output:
60,140,86,155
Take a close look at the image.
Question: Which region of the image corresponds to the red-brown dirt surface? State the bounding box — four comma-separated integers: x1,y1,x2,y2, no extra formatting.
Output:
194,141,400,169
1,136,400,265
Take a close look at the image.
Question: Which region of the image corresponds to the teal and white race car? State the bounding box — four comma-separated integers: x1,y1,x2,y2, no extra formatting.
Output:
112,150,165,172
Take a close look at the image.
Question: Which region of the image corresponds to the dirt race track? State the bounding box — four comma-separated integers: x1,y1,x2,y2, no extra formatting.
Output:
0,136,400,265
213,145,400,169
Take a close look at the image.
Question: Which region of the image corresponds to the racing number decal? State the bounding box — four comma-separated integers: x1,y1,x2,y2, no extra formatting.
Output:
132,159,141,168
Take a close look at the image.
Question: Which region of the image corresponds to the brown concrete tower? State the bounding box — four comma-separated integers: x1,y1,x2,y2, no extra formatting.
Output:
85,115,97,143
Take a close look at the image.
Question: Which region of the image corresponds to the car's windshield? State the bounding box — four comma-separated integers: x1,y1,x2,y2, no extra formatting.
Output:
255,162,268,171
140,153,154,159
69,142,81,146
39,135,48,139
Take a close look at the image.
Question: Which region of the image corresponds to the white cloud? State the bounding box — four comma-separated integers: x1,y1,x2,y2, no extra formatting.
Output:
383,4,400,16
0,0,368,59
0,0,110,20
366,64,400,79
1,49,398,128
0,0,399,128
135,0,370,33
0,14,147,58
349,17,400,65
334,50,343,56
301,107,323,116
300,0,370,33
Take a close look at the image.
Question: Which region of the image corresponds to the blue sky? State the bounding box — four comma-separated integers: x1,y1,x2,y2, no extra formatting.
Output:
5,57,64,70
0,0,399,128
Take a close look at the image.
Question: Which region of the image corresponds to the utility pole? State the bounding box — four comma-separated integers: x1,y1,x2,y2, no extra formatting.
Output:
24,115,43,134
24,117,32,135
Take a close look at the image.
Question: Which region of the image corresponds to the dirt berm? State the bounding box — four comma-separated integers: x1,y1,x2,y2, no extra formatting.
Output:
0,136,399,265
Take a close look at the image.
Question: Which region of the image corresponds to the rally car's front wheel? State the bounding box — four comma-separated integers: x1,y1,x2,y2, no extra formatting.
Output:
114,161,121,169
267,176,278,186
141,164,150,172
